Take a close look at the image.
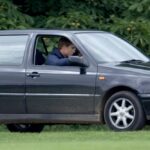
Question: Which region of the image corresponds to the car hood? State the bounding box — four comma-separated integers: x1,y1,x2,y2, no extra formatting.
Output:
98,61,150,76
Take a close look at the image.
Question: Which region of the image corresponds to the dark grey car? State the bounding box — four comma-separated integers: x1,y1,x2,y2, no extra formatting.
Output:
0,29,149,132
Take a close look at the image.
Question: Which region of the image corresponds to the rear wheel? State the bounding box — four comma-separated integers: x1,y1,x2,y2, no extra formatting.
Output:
6,124,44,132
104,91,145,131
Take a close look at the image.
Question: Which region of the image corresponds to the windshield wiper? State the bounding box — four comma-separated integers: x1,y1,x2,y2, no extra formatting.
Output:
121,59,145,64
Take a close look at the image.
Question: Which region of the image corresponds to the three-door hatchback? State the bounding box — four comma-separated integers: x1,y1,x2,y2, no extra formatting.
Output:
0,29,150,132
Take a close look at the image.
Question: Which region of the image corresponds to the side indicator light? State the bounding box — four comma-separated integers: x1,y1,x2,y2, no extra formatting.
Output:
99,76,106,80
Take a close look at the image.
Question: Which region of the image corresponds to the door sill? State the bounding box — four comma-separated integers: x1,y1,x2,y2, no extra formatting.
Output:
0,114,101,124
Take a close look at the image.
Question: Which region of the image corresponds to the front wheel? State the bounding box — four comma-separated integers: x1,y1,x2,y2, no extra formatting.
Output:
6,124,44,132
104,91,145,131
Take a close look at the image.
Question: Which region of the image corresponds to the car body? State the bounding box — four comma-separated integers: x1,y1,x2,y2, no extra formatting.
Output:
0,29,150,132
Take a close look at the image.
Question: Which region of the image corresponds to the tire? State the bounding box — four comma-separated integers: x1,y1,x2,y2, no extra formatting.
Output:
104,91,145,131
6,124,44,132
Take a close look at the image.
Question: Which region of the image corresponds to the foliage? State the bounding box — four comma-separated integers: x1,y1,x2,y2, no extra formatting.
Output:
0,0,150,55
0,0,33,29
46,10,101,29
127,0,150,19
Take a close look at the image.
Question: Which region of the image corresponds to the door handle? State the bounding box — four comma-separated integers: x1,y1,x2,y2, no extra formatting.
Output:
26,72,40,78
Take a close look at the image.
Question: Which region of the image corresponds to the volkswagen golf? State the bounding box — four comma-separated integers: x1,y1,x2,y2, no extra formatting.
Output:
0,29,149,132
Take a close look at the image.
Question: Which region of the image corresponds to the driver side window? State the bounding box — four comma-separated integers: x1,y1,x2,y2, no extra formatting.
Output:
34,35,82,66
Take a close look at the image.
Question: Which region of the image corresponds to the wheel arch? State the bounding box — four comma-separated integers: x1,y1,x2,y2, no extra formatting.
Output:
100,86,139,123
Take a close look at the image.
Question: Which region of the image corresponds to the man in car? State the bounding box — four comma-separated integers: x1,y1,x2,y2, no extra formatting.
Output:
45,37,76,66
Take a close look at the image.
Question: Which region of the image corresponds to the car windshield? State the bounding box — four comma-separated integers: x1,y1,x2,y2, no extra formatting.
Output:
76,32,149,63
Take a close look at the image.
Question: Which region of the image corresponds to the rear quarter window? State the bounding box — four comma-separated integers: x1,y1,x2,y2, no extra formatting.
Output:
0,35,28,65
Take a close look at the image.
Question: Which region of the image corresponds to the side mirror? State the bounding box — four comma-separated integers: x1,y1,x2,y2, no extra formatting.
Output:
68,56,89,67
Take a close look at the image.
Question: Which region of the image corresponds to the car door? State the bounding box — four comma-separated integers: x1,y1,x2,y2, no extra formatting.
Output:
0,35,28,114
25,34,97,114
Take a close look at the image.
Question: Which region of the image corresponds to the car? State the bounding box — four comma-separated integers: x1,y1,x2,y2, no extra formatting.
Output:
0,29,149,132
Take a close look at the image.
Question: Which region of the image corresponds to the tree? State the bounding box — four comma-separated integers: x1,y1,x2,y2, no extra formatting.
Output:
0,0,33,29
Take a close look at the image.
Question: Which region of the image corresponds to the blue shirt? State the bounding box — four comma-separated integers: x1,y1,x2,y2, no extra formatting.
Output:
45,48,70,66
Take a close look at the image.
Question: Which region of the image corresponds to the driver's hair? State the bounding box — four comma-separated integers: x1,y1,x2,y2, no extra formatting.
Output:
58,37,72,49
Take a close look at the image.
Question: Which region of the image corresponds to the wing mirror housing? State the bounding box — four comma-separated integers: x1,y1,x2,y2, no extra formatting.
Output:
68,56,89,67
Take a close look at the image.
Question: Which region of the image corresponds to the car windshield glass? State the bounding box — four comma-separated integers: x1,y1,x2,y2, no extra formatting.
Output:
76,33,149,63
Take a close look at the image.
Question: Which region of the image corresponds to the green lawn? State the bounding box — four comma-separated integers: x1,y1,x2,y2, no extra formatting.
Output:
0,125,150,150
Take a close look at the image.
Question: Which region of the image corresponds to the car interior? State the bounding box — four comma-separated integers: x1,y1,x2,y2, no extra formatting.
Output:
34,36,82,65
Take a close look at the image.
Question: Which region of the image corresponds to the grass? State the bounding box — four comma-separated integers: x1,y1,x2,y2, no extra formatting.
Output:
0,125,150,150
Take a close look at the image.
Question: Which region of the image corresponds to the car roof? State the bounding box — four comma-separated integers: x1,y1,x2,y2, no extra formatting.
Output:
0,29,106,35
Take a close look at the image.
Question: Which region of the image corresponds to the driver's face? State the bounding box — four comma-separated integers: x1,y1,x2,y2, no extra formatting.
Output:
63,44,76,56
